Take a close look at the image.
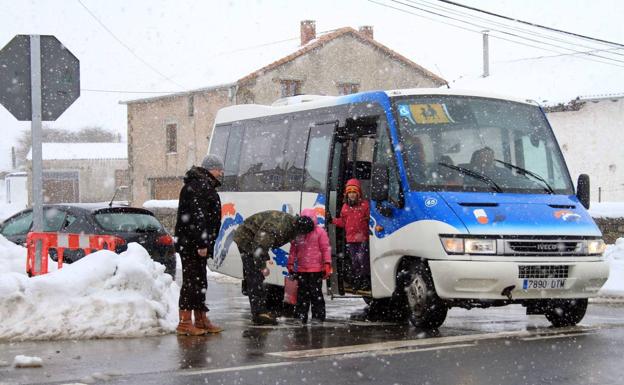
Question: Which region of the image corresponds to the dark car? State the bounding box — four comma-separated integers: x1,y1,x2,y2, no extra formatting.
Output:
0,203,176,276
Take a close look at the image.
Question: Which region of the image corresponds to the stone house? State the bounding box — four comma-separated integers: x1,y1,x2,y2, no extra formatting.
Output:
123,20,446,206
26,143,129,204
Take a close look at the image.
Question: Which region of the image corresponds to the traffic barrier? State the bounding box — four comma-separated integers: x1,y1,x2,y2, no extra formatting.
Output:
26,232,126,276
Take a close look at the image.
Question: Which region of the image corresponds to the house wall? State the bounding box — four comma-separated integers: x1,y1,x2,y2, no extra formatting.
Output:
27,159,128,204
547,98,624,202
243,35,442,104
127,89,233,205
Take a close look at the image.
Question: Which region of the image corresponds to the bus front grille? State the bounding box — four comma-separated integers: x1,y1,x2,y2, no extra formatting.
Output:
504,240,582,255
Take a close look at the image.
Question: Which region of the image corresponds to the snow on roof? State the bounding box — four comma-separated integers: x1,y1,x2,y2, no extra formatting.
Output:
449,55,624,106
26,143,127,161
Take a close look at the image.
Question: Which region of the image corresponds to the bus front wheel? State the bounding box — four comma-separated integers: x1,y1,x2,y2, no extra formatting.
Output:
544,298,588,327
405,262,447,329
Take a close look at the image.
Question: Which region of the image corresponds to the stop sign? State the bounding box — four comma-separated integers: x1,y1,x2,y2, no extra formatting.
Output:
0,35,80,121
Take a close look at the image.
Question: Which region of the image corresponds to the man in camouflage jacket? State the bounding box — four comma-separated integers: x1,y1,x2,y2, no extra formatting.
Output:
233,210,314,325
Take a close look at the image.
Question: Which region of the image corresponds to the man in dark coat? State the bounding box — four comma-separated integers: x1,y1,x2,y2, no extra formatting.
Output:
174,154,224,335
233,210,314,325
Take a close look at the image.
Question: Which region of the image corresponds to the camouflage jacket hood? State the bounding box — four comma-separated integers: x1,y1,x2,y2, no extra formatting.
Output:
233,210,298,259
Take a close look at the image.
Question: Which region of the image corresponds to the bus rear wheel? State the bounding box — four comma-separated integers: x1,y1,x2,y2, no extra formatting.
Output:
544,298,588,327
405,262,447,329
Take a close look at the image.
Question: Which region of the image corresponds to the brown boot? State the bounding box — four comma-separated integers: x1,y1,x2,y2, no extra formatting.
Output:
193,310,223,333
176,310,206,336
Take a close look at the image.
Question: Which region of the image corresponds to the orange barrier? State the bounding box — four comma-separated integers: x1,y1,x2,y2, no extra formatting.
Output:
26,232,126,276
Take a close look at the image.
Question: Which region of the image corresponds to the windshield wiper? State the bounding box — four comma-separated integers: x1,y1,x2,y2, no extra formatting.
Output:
438,162,503,193
494,159,555,194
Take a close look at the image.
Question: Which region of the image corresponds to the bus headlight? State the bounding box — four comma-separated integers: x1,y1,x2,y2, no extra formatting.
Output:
439,237,497,254
587,239,606,255
465,239,496,254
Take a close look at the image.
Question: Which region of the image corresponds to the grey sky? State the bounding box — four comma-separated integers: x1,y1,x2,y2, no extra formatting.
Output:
1,0,623,170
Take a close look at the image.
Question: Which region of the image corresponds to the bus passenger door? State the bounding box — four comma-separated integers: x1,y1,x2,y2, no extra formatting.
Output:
301,121,338,221
328,117,378,296
300,121,340,292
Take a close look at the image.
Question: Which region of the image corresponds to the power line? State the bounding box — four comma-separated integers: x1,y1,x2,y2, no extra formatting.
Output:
368,0,624,68
388,0,624,66
214,28,340,56
498,46,624,63
407,0,624,58
437,0,624,48
82,28,344,95
366,0,582,56
76,0,187,90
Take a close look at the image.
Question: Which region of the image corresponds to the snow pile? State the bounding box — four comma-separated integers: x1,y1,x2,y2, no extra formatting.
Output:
598,238,624,297
0,235,58,275
0,235,29,274
13,355,43,368
0,202,25,222
0,242,179,341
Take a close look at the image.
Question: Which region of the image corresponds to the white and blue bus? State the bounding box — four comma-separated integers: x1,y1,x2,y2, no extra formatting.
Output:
207,89,608,328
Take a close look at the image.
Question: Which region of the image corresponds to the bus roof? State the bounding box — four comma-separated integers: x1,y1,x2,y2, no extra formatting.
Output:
214,88,535,124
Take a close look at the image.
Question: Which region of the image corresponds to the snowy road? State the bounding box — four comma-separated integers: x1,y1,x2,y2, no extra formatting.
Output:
1,280,624,385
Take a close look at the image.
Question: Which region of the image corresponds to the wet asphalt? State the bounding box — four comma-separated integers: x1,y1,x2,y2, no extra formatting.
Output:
2,280,624,385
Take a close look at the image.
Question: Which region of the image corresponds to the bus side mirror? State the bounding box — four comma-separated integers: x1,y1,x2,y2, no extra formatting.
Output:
371,164,389,202
577,174,590,209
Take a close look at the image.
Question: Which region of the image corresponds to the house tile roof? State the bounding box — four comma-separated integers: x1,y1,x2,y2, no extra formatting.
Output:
237,27,446,86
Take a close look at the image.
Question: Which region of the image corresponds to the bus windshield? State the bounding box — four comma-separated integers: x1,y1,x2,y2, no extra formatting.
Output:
392,95,574,194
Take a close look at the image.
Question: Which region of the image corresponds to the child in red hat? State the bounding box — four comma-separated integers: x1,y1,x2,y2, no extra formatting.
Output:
330,178,370,291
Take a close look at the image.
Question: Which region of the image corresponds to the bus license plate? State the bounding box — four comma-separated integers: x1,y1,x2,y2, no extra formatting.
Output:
523,278,566,290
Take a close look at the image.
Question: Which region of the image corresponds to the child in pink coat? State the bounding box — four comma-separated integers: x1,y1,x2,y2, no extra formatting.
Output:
287,208,332,323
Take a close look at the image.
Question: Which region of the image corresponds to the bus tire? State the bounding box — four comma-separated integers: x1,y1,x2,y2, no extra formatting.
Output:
544,298,588,327
405,262,447,329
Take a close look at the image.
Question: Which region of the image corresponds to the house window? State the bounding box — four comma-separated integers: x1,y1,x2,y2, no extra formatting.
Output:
280,80,302,97
338,82,359,95
166,123,177,153
188,95,194,117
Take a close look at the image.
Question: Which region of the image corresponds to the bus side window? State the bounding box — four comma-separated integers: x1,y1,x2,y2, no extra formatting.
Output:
283,117,309,191
303,123,335,193
209,124,230,161
238,119,289,191
374,120,402,206
222,124,244,191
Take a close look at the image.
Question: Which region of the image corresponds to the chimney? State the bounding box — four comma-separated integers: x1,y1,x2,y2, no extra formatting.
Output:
300,20,316,46
359,26,374,40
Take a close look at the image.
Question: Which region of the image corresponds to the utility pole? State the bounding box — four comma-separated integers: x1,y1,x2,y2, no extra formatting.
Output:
482,30,490,78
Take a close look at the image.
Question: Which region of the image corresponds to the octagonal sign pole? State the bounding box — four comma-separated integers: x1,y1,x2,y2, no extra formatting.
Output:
0,34,80,274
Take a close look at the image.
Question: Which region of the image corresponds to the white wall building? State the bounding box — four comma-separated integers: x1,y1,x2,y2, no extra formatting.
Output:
548,95,624,201
3,172,28,206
